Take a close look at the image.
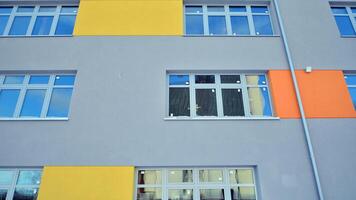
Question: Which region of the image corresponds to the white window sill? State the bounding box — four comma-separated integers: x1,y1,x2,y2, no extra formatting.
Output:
164,116,280,121
0,118,69,121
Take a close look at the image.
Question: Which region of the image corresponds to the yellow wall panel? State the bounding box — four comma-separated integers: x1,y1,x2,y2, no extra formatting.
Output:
37,166,135,200
74,0,183,35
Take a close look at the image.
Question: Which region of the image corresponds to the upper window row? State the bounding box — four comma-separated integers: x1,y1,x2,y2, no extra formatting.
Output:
331,6,356,36
0,5,77,36
344,74,356,109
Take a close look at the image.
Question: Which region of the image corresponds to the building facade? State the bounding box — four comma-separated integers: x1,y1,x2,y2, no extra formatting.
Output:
0,0,355,200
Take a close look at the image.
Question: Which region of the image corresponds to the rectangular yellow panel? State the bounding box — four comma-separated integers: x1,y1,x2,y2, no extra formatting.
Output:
37,166,135,200
74,0,183,35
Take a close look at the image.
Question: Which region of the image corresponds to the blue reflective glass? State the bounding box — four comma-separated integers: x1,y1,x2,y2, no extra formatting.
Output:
39,6,56,12
345,75,356,85
331,7,347,14
29,75,50,84
348,88,356,109
185,15,204,35
248,87,272,116
0,89,20,117
0,171,14,185
61,6,78,14
208,16,227,35
17,6,34,13
251,6,269,13
261,87,272,116
169,75,189,85
3,75,25,84
9,16,31,35
335,16,356,35
47,88,73,117
231,16,250,35
17,171,42,185
207,6,225,12
253,15,273,35
229,6,246,12
0,16,9,35
55,15,76,35
0,7,12,14
20,89,46,117
32,16,53,35
185,6,202,14
246,75,267,85
54,75,75,85
352,7,356,13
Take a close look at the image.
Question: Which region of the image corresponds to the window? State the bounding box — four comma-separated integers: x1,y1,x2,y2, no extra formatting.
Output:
168,73,273,118
344,74,356,109
330,6,356,36
136,167,258,200
0,169,42,200
185,5,273,36
0,73,76,119
0,5,78,36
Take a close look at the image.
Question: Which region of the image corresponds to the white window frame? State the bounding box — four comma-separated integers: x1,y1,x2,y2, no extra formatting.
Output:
184,4,274,36
0,4,78,37
331,6,356,36
0,73,76,120
135,167,258,200
0,168,42,200
166,73,274,119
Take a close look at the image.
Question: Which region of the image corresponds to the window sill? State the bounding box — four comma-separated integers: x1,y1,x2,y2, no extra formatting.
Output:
164,116,280,121
183,35,281,38
0,35,73,38
340,35,356,38
0,118,69,121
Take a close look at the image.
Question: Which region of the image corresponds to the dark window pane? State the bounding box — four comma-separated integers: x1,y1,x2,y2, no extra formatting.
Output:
185,15,204,35
17,6,34,13
331,7,347,14
0,16,9,35
0,89,20,117
0,7,13,14
222,89,244,116
231,187,256,200
334,16,356,35
169,88,190,117
169,75,189,85
13,188,38,200
39,6,56,12
3,75,25,84
207,6,224,12
61,6,78,14
20,89,46,117
348,87,356,109
32,16,53,35
185,6,202,14
345,75,356,85
251,6,269,13
0,189,7,200
200,189,224,200
208,16,227,35
221,75,241,84
229,6,246,12
9,16,31,35
248,87,272,116
54,75,75,85
29,75,50,84
195,75,215,84
47,88,73,117
253,15,273,35
196,89,217,116
231,16,250,35
55,15,76,35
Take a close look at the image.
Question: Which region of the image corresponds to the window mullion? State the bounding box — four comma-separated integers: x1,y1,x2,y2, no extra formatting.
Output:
215,75,224,117
203,5,209,35
346,7,356,32
40,75,55,118
50,5,61,35
13,75,30,118
6,170,19,200
223,169,232,200
241,74,251,117
190,74,196,118
225,5,232,35
246,6,256,35
26,6,39,36
3,6,17,36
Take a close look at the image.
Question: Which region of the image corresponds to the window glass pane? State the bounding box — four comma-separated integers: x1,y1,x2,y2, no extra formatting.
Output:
229,6,246,12
352,7,356,13
46,88,73,117
345,75,356,85
199,169,223,183
17,6,34,13
17,171,42,185
55,15,76,35
169,88,190,117
246,75,267,85
9,16,31,35
32,16,53,35
137,170,161,185
348,87,356,109
251,6,269,13
196,89,217,116
54,75,75,85
60,6,78,14
39,6,56,12
13,188,38,200
29,75,50,84
20,89,46,117
231,16,250,35
0,89,20,117
0,170,14,185
331,7,347,14
0,7,13,14
3,75,25,84
195,75,215,84
185,6,202,14
185,15,204,35
229,169,254,184
168,170,193,183
137,188,162,200
169,75,189,85
168,189,193,200
0,189,7,200
248,87,272,116
200,189,224,200
0,16,9,35
334,16,356,35
207,6,225,12
231,187,256,200
253,15,273,35
221,75,241,84
208,16,227,35
222,89,244,116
